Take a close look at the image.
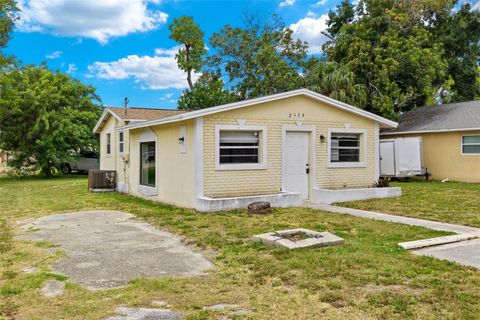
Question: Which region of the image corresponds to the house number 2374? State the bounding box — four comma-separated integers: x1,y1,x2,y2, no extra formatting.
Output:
289,113,305,119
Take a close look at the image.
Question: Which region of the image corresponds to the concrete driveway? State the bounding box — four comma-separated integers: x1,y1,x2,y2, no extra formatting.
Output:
17,211,213,289
412,239,480,269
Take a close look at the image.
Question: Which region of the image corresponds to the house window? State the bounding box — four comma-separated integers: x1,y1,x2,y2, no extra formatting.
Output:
215,125,267,170
119,131,124,154
106,133,111,155
462,135,480,154
330,133,360,162
140,142,155,187
219,130,259,164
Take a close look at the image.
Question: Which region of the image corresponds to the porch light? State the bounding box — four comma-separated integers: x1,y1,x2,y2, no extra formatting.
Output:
320,135,326,143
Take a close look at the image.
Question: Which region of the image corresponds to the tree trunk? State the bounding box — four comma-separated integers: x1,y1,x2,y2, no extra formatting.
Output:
187,70,194,90
42,166,53,178
185,44,194,90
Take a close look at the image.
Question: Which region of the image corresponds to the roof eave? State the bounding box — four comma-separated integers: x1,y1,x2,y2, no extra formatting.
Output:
121,89,398,131
381,127,480,136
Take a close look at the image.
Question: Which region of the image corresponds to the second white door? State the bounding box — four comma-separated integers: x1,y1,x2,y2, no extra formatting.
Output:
284,131,310,199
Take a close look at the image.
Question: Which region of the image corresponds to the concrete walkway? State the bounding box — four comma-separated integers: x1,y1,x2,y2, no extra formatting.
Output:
306,204,480,234
305,203,480,269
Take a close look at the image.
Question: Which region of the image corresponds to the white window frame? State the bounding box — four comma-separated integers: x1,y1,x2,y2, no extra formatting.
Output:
137,128,158,196
461,135,480,155
106,133,111,158
118,130,125,155
327,128,368,168
215,124,268,171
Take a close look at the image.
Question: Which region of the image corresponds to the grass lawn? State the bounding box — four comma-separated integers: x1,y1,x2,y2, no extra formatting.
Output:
342,180,480,228
1,175,480,319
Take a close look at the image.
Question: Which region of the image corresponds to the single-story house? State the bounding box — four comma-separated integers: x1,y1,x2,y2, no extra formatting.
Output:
382,100,480,183
93,89,400,211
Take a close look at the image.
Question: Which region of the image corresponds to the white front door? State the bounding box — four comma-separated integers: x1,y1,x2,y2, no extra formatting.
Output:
284,131,310,199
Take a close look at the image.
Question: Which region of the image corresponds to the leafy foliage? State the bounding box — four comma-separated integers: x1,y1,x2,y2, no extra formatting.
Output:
168,16,206,90
304,60,368,108
0,65,102,176
323,0,451,119
0,0,18,66
208,14,308,99
324,0,480,119
177,72,238,110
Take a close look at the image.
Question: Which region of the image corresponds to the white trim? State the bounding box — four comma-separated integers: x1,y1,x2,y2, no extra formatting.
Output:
382,127,480,136
118,130,125,155
179,125,187,154
193,117,204,201
93,108,123,133
121,89,398,131
281,124,317,197
214,124,268,171
327,128,368,168
311,187,401,205
105,132,112,158
137,128,158,196
195,192,302,212
374,123,380,181
461,134,480,155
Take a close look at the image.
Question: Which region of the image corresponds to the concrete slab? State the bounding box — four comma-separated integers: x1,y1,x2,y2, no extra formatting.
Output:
252,228,344,250
412,239,480,269
17,211,213,290
107,307,181,320
41,280,65,298
399,232,480,250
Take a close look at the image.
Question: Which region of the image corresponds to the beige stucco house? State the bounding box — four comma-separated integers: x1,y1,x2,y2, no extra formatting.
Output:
382,100,480,183
94,89,399,211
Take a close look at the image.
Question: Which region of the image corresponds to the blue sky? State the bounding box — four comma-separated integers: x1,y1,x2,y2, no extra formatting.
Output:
7,0,480,109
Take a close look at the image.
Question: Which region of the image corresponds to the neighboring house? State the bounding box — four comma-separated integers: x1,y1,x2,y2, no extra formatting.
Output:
94,89,399,211
382,100,480,183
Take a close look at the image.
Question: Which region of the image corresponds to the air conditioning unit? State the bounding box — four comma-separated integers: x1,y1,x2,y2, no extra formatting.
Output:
88,170,116,191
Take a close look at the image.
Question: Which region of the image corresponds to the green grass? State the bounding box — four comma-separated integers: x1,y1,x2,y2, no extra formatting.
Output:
342,180,480,228
0,175,480,319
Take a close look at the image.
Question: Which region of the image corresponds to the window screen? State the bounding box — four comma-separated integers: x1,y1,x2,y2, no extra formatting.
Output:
331,133,360,162
462,135,480,154
140,142,155,187
219,131,260,164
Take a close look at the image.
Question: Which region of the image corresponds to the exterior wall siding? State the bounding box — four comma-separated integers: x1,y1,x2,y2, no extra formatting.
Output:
203,95,377,198
99,115,120,171
127,120,196,208
387,131,480,183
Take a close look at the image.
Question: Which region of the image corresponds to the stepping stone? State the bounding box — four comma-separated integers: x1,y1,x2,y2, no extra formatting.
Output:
204,304,240,311
41,280,65,298
107,307,181,320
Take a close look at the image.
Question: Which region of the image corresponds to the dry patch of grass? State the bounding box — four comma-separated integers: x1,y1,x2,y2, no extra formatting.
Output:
1,175,480,319
342,180,480,228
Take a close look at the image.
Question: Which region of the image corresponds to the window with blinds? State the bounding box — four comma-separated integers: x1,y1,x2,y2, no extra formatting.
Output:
219,130,260,164
330,133,360,162
462,135,480,154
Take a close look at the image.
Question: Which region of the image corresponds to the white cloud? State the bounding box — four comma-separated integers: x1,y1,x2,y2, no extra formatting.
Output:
289,14,329,54
66,63,78,74
307,11,316,18
473,0,480,10
160,93,174,100
88,47,198,90
17,0,168,44
279,0,295,7
315,0,327,6
46,50,62,59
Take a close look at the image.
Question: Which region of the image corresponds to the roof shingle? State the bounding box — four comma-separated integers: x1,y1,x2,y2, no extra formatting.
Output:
383,100,480,134
107,106,187,121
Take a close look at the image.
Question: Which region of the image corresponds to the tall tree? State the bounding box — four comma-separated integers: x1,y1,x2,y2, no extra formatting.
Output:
177,72,237,110
0,65,102,177
323,0,451,119
429,2,480,101
208,14,308,99
169,16,206,90
0,0,19,66
304,60,368,109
